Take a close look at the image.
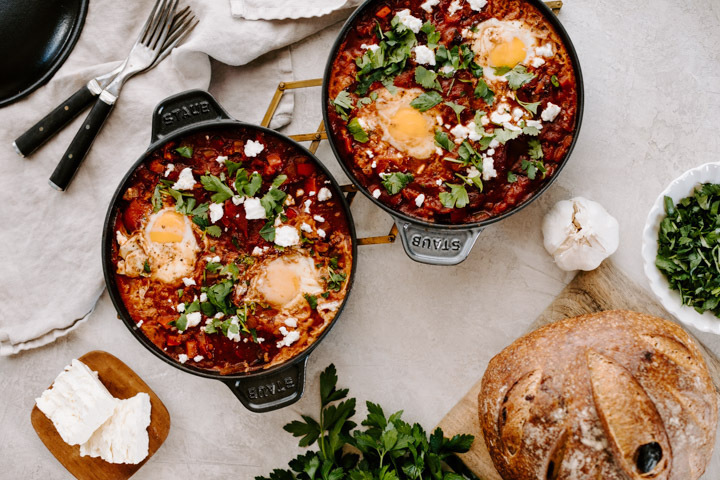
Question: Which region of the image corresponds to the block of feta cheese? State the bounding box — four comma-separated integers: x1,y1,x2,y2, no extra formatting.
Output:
79,392,152,464
35,360,119,445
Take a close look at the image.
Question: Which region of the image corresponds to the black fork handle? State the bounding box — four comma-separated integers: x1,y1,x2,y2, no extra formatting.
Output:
49,95,115,191
13,84,99,157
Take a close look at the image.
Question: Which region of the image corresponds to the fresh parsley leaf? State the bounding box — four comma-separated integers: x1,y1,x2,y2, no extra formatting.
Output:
205,225,222,237
410,91,443,112
271,174,287,189
444,101,466,123
521,159,547,180
355,18,417,95
260,187,287,218
492,66,512,76
439,183,469,208
473,79,494,105
259,221,275,242
327,269,347,291
235,169,262,197
420,22,440,48
516,96,540,114
152,184,163,212
175,314,188,332
507,171,518,183
175,145,193,158
304,294,318,310
528,138,544,160
522,122,541,136
347,118,369,143
506,65,536,90
551,74,560,87
206,261,222,273
225,160,242,179
415,66,441,91
381,172,414,195
333,90,354,120
143,260,151,274
493,127,522,144
200,174,234,203
434,130,455,152
456,172,483,191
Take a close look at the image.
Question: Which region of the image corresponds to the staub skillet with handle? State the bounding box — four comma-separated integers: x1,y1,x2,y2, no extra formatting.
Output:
102,90,357,413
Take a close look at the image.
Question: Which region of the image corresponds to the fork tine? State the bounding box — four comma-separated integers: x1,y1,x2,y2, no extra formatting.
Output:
168,6,191,33
144,0,169,45
155,0,179,50
149,0,177,50
152,12,197,67
137,0,162,44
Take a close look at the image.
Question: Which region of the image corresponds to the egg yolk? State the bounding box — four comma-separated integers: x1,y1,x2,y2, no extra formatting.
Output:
149,210,186,243
489,37,526,68
259,259,301,306
389,107,430,141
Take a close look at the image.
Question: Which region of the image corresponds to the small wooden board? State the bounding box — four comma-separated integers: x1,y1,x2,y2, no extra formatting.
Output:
437,261,720,480
31,350,171,480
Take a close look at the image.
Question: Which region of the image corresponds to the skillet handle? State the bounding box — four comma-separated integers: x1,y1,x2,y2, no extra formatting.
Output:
151,89,232,143
392,216,484,266
14,84,98,157
223,357,307,413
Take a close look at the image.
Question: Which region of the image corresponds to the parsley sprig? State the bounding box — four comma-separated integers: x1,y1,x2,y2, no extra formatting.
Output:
257,364,475,480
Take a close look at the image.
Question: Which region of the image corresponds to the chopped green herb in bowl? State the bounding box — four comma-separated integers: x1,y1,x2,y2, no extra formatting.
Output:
656,183,720,317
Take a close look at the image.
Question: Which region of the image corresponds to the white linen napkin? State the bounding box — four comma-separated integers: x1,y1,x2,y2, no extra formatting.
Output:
230,0,362,20
0,0,355,355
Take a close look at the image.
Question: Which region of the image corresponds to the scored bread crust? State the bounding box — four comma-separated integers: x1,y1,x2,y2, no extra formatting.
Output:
478,310,718,480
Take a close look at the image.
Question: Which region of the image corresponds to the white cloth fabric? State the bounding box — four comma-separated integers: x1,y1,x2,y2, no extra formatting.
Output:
0,0,356,355
230,0,361,20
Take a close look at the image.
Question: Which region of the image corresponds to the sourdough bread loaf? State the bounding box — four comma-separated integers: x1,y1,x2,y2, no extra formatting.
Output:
478,310,717,480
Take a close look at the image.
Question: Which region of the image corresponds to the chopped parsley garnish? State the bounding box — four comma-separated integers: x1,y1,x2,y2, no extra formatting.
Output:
521,120,541,136
304,294,318,310
420,22,440,48
439,183,470,209
521,159,547,180
347,118,369,143
505,65,536,90
143,260,151,274
234,168,262,197
410,91,443,112
205,261,222,273
493,127,522,144
225,159,242,179
151,184,164,212
381,172,414,195
435,44,478,77
528,138,544,160
205,226,222,237
444,101,466,123
415,66,441,91
516,96,540,114
175,145,193,158
507,171,518,183
327,269,347,291
434,130,455,152
551,74,560,87
656,184,720,317
200,174,234,203
456,172,483,191
474,78,495,105
333,90,354,120
259,221,275,242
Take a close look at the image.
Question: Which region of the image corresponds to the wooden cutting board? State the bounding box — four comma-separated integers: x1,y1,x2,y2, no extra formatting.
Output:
437,261,720,480
31,350,171,480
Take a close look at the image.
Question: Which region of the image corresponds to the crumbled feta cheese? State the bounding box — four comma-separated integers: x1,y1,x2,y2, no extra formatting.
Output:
243,197,266,219
396,9,422,33
231,195,245,205
526,119,543,130
137,320,143,327
504,122,522,132
480,115,490,126
490,110,512,125
535,43,554,57
487,148,495,156
467,122,483,141
199,293,207,302
35,360,118,446
489,139,500,148
436,179,443,186
177,303,185,313
182,277,196,287
372,189,381,199
178,354,188,364
309,190,316,196
214,312,224,319
215,155,228,165
257,337,265,343
209,203,224,223
317,229,326,238
530,56,545,68
193,355,204,362
186,312,202,328
366,150,374,158
440,65,455,75
304,199,312,213
296,189,305,196
361,43,380,52
251,246,263,256
435,146,443,155
300,223,313,233
172,167,196,190
313,215,325,223
164,163,175,177
415,194,425,207
274,225,300,247
413,45,436,66
512,108,524,120
468,0,488,10
317,187,332,201
284,195,295,206
244,140,264,157
467,166,481,179
274,216,282,227
420,0,440,12
448,0,462,14
541,102,562,122
284,318,298,328
450,124,470,139
482,157,497,181
276,329,301,348
371,161,377,168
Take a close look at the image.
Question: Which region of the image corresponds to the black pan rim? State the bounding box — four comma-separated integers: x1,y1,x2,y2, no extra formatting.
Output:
0,0,89,109
101,117,358,381
321,0,585,231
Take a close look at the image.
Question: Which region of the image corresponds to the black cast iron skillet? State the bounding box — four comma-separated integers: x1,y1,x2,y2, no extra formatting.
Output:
0,0,88,108
322,0,584,265
102,90,358,413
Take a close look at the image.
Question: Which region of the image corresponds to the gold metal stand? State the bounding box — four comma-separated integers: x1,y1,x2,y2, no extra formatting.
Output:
259,0,563,246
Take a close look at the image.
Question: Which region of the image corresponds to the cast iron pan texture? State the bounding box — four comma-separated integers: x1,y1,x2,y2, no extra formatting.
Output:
0,0,88,108
102,90,358,412
323,0,584,230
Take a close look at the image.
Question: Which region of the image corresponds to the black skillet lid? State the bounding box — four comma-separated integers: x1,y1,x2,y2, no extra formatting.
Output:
0,0,88,108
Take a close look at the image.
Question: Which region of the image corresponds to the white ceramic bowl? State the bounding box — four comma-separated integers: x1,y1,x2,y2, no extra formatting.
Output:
642,162,720,334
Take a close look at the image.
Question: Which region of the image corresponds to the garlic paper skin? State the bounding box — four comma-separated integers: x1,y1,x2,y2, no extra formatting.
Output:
542,197,619,271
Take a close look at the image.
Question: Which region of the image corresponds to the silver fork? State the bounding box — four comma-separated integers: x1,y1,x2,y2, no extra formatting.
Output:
13,6,197,158
49,0,184,191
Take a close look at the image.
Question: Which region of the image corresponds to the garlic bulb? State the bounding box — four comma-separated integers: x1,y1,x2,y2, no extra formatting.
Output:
542,197,619,271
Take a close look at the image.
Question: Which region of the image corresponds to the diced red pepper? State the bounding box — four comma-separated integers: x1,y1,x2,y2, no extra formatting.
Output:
305,177,318,195
285,208,298,219
186,339,198,358
376,6,391,18
264,153,283,176
123,199,147,232
297,162,315,177
166,335,182,346
158,315,176,327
